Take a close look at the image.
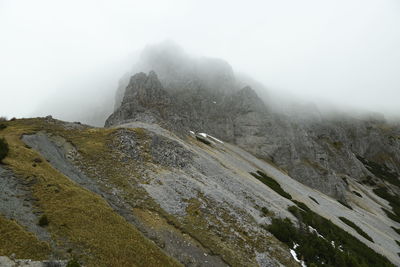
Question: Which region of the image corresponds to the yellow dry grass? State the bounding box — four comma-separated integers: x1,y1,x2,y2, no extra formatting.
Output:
0,215,51,259
0,119,180,267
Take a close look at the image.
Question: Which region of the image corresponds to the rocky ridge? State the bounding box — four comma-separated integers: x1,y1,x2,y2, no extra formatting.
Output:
106,53,400,202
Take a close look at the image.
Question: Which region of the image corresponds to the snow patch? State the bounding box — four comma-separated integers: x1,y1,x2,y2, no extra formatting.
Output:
207,134,224,144
308,225,324,239
198,133,207,138
197,133,224,144
290,246,307,267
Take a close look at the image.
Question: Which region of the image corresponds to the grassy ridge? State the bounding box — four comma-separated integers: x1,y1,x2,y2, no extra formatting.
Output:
0,119,180,267
0,215,51,259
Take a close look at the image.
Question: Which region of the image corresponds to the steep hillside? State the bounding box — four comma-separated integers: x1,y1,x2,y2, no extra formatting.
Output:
0,117,399,266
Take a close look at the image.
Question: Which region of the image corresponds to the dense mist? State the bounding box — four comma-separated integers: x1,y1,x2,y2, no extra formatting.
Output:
1,0,399,125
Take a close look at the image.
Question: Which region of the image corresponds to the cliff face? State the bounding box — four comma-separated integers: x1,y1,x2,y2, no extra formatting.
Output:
106,44,400,203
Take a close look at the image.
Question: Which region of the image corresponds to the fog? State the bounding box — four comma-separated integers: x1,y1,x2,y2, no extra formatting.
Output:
1,0,399,124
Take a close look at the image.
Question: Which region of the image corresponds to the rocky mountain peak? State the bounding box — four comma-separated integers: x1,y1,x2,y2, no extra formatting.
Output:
106,46,400,206
123,71,169,105
114,42,239,110
105,71,172,127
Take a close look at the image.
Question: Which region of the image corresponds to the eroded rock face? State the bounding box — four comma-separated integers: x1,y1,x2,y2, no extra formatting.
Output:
105,45,400,201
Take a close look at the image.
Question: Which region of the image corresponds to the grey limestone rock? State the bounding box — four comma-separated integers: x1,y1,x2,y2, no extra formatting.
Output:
105,43,400,201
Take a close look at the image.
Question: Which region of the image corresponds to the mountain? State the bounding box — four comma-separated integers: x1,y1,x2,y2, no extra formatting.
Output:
1,43,400,266
0,116,398,266
106,43,400,203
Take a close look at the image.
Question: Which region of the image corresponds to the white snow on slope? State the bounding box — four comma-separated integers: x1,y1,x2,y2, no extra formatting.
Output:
290,246,307,267
198,132,224,144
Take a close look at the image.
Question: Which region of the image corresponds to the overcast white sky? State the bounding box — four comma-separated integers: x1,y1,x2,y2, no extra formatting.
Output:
1,0,399,120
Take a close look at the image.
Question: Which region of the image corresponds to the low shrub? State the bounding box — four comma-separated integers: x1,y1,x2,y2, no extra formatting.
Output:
292,200,310,211
374,187,400,223
249,170,292,199
66,259,81,267
38,215,49,227
352,191,362,198
361,176,377,186
337,199,353,210
391,227,400,235
266,217,297,244
357,155,400,187
309,196,319,204
0,124,6,130
0,137,9,163
45,261,63,267
267,216,363,266
332,141,343,150
382,208,400,223
338,217,373,242
260,207,270,217
283,205,393,266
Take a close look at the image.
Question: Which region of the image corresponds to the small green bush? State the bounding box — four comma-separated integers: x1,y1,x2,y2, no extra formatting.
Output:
391,227,400,235
383,208,400,223
260,207,270,217
292,200,311,211
0,124,6,130
332,141,343,150
337,199,353,210
373,187,400,223
38,215,49,227
0,138,9,163
352,191,362,198
361,176,377,186
339,217,373,242
395,240,400,247
266,217,297,244
309,196,319,204
357,155,400,187
66,259,81,267
250,170,292,199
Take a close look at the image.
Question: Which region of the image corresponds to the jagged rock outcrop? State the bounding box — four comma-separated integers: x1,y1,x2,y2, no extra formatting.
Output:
113,41,238,110
105,43,400,202
106,71,173,127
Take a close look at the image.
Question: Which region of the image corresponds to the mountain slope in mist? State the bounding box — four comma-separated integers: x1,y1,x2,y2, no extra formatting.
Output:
0,117,398,266
1,42,400,266
106,43,400,203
